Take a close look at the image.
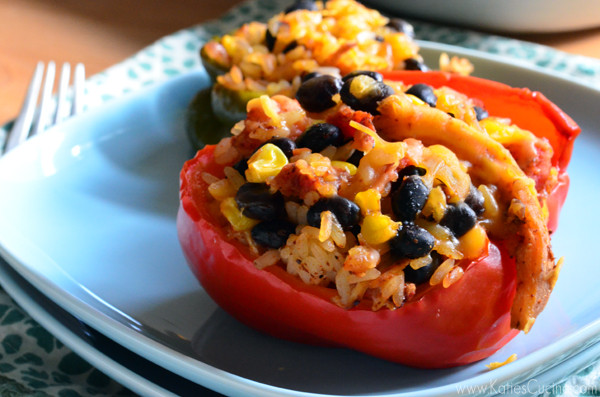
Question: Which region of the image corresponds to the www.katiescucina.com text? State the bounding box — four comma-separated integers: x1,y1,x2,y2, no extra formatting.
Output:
455,379,599,395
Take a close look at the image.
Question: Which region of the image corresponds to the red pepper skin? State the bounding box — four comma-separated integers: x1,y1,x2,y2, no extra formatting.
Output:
381,71,580,171
177,73,579,368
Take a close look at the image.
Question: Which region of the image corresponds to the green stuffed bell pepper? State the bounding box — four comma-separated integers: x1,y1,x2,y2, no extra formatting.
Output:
185,0,427,149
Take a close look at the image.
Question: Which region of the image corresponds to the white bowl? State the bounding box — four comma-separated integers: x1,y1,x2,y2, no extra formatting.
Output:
364,0,600,33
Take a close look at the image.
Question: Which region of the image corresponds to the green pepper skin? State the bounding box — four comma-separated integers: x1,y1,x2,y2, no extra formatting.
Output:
185,87,232,150
185,79,263,150
191,42,269,149
211,82,263,126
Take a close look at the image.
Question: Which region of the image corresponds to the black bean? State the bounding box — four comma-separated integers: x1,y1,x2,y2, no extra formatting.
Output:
391,165,427,192
404,58,430,71
389,223,435,260
342,70,383,82
391,175,429,222
441,202,477,237
340,75,394,115
235,183,285,220
296,123,344,152
403,251,442,284
399,165,426,179
265,28,277,52
266,137,296,158
348,223,361,238
232,158,249,175
282,40,298,53
374,35,385,42
465,185,485,216
296,75,342,113
474,106,489,121
245,139,292,165
405,84,437,107
284,0,318,13
307,196,360,230
386,18,415,39
301,71,322,83
251,220,296,248
346,149,364,167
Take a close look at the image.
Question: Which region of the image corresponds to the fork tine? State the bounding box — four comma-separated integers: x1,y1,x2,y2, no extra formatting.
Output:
5,61,86,154
54,63,71,125
72,63,85,116
31,61,56,137
4,62,44,152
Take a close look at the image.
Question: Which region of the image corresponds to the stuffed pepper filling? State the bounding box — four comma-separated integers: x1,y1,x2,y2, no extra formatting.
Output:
202,0,425,100
193,70,567,331
190,0,475,149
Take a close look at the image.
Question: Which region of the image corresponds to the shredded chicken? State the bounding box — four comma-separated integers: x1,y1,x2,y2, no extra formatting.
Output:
374,94,558,332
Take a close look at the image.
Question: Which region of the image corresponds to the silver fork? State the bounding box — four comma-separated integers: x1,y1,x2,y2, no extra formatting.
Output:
4,61,85,153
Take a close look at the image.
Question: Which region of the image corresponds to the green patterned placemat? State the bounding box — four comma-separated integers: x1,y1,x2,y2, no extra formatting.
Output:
1,0,600,395
0,290,134,397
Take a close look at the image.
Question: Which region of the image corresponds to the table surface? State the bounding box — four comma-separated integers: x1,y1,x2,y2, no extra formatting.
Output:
1,0,600,126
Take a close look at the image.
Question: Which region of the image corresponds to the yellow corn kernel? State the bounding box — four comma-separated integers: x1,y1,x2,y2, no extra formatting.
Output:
421,186,447,222
220,197,259,231
406,94,426,106
360,213,399,245
208,179,237,201
245,143,288,183
220,35,237,56
331,161,357,176
458,224,488,259
354,189,381,215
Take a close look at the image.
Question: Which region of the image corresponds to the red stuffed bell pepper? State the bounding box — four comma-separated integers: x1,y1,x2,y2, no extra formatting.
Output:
177,71,580,368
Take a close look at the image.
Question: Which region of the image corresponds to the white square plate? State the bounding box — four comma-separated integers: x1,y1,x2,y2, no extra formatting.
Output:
0,42,599,396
